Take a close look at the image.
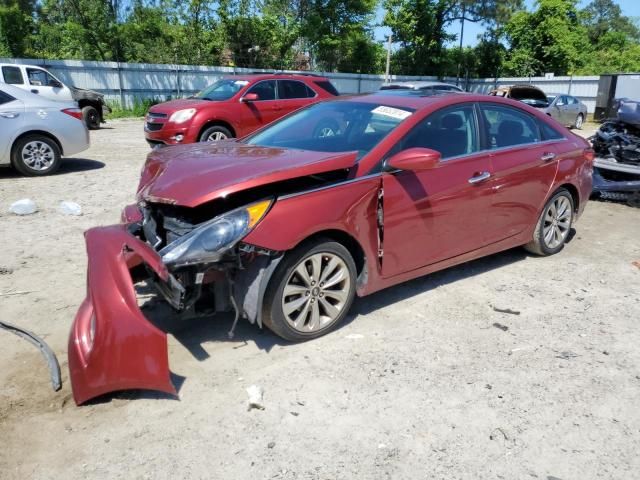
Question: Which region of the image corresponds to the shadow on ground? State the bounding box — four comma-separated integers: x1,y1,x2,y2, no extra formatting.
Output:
0,158,105,179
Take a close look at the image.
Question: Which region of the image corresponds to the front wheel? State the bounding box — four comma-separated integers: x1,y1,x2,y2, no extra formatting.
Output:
262,239,357,342
574,113,584,130
82,106,100,130
525,189,574,256
199,125,232,142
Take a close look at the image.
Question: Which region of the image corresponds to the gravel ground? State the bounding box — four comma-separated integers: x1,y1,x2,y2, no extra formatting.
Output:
1,120,639,480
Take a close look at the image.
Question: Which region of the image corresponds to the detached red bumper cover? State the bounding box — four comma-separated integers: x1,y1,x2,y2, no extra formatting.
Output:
68,225,177,405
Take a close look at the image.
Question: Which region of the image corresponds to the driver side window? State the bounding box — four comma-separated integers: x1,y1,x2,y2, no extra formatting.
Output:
395,104,479,160
246,80,276,101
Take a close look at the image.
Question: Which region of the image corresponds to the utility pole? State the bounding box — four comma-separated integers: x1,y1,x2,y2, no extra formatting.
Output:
385,34,392,84
456,3,466,87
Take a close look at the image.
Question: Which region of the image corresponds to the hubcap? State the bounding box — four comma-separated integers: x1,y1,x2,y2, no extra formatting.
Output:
21,141,54,171
542,196,572,249
281,252,351,333
206,131,228,142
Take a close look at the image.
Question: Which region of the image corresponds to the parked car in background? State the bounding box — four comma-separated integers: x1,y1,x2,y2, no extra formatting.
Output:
0,63,111,130
380,81,464,94
0,84,89,176
544,94,588,129
69,91,593,404
489,85,587,129
144,73,340,147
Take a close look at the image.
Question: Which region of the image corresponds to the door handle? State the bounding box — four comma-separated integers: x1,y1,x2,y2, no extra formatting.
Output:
541,152,556,162
0,112,19,119
468,171,491,184
31,89,39,94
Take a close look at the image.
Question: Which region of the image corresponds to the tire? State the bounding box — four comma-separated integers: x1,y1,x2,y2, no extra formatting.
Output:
11,135,62,176
262,238,357,342
82,106,100,130
199,125,233,142
312,119,340,138
524,188,574,256
574,113,584,130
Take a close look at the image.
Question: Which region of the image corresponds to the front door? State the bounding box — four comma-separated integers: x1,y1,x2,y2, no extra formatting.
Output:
25,67,73,102
0,89,25,161
381,103,494,278
240,80,280,135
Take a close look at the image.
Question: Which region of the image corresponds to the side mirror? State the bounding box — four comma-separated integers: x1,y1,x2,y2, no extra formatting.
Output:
386,147,441,172
242,92,259,102
49,79,63,88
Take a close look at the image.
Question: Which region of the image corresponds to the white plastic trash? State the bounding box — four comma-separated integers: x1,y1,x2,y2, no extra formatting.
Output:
59,201,82,216
246,385,265,410
9,199,37,215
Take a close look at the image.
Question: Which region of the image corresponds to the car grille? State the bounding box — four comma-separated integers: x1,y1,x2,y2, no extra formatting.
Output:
146,122,163,131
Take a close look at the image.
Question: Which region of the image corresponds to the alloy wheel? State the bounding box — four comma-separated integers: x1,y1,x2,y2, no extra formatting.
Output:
206,131,228,142
281,252,351,333
542,196,572,249
21,141,55,171
575,114,584,129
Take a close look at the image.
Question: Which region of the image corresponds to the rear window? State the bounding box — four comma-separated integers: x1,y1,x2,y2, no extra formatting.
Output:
2,66,23,85
313,80,339,96
0,90,16,105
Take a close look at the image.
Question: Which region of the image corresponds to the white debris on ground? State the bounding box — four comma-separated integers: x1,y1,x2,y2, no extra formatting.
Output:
246,384,265,410
9,199,37,215
58,201,82,216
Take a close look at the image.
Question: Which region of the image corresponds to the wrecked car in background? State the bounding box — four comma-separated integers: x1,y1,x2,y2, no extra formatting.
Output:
591,98,640,207
69,92,594,404
489,85,587,129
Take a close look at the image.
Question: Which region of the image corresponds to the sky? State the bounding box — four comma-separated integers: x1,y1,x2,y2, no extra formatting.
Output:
374,0,640,47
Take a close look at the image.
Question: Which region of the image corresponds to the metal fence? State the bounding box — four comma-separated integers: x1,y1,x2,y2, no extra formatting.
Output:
1,58,600,113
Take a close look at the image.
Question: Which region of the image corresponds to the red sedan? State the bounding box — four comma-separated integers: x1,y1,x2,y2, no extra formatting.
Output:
69,92,593,404
144,73,339,147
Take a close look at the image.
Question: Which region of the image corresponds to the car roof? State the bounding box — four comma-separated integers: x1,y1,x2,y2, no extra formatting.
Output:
335,91,549,112
382,81,461,89
223,73,329,82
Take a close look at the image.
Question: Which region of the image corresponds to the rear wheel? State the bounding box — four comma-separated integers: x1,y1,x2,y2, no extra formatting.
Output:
82,106,100,130
525,189,574,256
574,113,584,130
11,135,61,176
199,125,232,142
262,239,357,342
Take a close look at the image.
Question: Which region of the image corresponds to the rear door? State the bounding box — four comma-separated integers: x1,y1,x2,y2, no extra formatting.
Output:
0,89,25,162
240,80,279,134
277,80,317,115
479,103,560,242
381,103,494,278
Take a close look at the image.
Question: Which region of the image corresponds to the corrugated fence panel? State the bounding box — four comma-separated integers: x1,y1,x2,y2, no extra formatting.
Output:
0,58,601,112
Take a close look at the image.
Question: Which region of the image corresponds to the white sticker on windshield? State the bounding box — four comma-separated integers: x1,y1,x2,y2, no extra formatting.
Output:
234,80,249,86
372,106,412,120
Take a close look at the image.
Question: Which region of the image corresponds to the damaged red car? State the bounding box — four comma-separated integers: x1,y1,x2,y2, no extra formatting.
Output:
69,92,594,404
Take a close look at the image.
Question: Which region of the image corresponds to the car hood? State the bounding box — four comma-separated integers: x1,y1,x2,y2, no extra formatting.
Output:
148,98,214,114
137,141,358,208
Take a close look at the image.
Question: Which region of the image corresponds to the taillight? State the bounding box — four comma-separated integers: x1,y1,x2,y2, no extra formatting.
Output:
62,108,83,121
583,147,595,163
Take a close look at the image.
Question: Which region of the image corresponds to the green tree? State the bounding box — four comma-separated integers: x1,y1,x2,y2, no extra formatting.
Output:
582,0,640,44
0,1,36,57
503,0,590,76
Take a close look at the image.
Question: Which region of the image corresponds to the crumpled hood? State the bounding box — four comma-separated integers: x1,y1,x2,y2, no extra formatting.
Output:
137,141,358,207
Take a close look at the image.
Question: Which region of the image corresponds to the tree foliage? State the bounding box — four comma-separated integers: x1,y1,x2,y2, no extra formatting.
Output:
1,0,640,77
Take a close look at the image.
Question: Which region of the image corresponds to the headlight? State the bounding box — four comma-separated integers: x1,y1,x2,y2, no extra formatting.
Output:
169,108,197,124
160,199,273,266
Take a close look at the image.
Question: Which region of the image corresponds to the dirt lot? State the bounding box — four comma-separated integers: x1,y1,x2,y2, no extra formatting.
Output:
1,120,639,479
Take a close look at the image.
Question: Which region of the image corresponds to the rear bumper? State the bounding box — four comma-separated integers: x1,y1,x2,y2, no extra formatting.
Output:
68,225,177,405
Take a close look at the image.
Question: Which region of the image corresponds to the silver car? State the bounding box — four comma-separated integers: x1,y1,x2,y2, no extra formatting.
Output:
379,81,464,94
545,93,588,129
0,83,90,176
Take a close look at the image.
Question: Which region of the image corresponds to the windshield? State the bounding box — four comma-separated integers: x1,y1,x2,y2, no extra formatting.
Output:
244,101,414,159
195,79,249,101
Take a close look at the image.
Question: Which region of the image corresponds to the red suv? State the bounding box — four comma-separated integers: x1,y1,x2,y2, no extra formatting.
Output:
144,73,339,147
